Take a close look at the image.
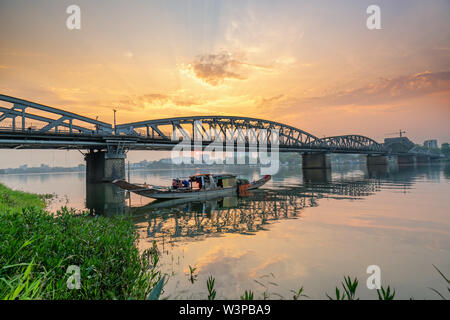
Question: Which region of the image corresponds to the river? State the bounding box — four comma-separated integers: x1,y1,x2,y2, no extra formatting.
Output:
1,162,449,300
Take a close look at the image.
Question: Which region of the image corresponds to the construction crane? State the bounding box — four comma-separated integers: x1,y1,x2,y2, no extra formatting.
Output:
385,129,406,138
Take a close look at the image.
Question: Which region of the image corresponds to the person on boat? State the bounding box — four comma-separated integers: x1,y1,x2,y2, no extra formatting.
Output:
208,175,217,189
172,179,183,189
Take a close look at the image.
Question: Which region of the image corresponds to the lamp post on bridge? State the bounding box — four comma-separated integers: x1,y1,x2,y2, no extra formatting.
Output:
113,108,117,135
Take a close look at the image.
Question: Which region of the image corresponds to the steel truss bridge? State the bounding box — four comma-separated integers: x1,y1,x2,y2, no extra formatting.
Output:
0,94,397,155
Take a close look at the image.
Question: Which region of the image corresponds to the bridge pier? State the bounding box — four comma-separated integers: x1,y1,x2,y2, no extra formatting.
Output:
415,155,431,164
366,155,388,166
86,182,127,215
85,150,126,183
302,153,331,169
396,155,416,166
303,168,332,183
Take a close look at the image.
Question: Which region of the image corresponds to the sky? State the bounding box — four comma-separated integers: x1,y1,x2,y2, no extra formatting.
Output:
0,0,449,168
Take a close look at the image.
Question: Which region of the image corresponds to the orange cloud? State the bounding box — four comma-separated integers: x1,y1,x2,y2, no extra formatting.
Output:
304,71,450,108
119,92,204,109
187,51,270,86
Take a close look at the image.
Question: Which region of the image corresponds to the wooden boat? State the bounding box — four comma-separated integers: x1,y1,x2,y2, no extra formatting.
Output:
248,175,272,190
112,174,271,200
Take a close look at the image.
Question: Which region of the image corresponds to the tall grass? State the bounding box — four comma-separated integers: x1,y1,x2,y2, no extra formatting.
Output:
0,184,161,300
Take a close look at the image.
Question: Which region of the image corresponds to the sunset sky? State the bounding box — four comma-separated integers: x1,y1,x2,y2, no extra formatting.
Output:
0,0,449,167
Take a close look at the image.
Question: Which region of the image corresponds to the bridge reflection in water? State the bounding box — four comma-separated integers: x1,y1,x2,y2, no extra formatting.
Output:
84,163,447,245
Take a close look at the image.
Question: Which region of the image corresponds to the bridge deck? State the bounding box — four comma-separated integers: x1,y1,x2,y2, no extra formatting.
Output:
0,131,390,154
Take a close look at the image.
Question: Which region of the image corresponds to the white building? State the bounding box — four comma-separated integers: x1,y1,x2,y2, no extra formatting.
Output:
423,139,438,149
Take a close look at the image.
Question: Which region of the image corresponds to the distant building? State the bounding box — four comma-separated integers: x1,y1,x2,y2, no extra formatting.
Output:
384,137,413,146
423,139,438,149
384,137,415,153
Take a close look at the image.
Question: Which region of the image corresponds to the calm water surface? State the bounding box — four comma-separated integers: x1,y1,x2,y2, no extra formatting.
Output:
1,163,449,300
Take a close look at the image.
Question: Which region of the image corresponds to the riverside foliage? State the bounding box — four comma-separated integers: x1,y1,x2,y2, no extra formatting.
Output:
0,183,161,299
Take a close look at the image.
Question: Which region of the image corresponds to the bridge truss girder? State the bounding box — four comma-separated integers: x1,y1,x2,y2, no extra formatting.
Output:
0,94,395,155
115,116,321,148
0,94,112,135
313,135,386,153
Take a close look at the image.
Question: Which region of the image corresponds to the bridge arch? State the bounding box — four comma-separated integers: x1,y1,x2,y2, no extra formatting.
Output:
313,135,385,153
116,115,320,147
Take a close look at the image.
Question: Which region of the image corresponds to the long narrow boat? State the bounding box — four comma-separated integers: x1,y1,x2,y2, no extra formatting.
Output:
112,174,271,200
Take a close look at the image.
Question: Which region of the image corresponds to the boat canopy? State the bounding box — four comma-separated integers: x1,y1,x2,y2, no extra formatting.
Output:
188,174,236,179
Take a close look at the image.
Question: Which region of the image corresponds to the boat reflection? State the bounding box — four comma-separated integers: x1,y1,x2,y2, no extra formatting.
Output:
86,164,445,244
129,174,385,243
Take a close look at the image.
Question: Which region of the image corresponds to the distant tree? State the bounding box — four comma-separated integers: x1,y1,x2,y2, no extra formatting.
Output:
441,143,450,156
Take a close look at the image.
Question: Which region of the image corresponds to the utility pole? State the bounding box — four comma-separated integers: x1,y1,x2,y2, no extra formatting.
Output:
113,109,117,135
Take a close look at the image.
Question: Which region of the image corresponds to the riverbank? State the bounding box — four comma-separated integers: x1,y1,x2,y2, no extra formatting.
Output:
0,183,161,299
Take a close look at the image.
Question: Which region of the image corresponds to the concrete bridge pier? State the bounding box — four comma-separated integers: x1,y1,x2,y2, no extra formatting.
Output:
302,153,331,169
302,168,332,183
415,155,431,164
86,182,127,215
366,155,388,166
396,155,416,166
85,150,126,183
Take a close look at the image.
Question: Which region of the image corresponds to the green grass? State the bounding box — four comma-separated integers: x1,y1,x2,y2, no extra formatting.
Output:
0,183,161,300
0,183,48,211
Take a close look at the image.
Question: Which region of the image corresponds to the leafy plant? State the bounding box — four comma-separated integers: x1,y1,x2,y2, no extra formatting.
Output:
326,287,347,300
326,276,358,300
188,265,198,284
240,290,254,300
1,260,43,300
377,286,395,300
342,276,359,300
291,286,309,300
206,276,216,300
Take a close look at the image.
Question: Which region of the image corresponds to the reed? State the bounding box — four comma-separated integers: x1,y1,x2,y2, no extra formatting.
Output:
206,276,216,300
